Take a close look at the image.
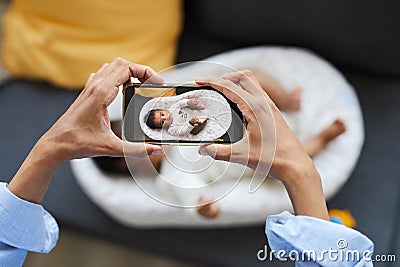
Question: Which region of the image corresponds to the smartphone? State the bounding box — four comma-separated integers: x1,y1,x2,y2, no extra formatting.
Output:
123,83,244,145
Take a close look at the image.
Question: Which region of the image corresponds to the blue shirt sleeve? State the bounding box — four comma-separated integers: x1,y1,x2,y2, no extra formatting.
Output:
0,182,59,266
265,211,374,267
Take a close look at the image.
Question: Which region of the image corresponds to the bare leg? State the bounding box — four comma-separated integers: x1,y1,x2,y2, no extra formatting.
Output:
197,197,220,219
303,119,346,158
252,70,301,111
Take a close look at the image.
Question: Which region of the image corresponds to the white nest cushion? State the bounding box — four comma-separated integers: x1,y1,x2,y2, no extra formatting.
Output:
70,46,364,228
139,90,232,141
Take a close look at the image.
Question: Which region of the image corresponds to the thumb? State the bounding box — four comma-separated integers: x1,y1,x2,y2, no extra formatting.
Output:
121,140,163,157
198,144,232,161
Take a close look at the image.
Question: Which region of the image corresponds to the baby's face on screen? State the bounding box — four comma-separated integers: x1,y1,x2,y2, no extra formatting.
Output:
153,110,173,128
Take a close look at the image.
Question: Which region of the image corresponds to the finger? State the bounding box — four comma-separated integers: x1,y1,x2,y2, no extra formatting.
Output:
88,63,111,83
196,76,257,131
225,71,278,108
222,70,277,108
93,58,158,90
198,144,232,162
222,70,264,96
108,136,163,157
103,60,164,89
129,63,164,84
84,73,96,88
196,76,251,106
95,63,110,75
82,59,130,100
81,63,108,92
101,58,134,88
123,142,164,157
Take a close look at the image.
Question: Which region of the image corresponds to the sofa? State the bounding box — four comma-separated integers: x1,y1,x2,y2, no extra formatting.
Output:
1,1,399,266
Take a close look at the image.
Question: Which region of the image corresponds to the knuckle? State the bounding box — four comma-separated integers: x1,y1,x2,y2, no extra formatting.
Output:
114,57,123,63
241,69,255,80
112,57,128,66
235,70,245,79
241,69,253,76
85,79,101,93
90,82,111,99
221,72,233,79
92,79,105,90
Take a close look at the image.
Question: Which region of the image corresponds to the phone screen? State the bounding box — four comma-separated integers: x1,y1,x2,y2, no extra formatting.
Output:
123,84,244,144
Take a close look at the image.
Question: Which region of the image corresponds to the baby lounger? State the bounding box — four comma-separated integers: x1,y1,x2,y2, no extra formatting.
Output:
71,46,364,228
139,90,232,141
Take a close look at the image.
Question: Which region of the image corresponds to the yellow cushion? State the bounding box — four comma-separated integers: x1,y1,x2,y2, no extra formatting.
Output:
2,0,183,89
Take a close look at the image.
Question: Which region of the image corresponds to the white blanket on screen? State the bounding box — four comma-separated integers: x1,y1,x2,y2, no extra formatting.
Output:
140,90,232,141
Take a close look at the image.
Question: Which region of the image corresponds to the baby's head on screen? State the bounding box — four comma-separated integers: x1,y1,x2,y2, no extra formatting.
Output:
145,109,173,129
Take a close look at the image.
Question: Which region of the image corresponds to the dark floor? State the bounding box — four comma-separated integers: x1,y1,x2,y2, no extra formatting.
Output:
24,229,206,267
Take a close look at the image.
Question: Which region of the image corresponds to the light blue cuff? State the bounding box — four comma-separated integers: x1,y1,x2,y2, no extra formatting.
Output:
266,211,374,266
0,182,59,253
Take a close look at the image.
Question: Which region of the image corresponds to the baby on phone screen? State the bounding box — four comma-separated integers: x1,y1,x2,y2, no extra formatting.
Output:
145,97,209,136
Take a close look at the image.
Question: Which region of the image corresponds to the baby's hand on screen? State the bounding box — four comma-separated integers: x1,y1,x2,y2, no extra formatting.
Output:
189,117,199,126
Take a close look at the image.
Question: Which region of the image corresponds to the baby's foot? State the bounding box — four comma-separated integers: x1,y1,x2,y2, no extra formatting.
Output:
284,86,301,111
196,100,206,110
197,197,220,219
320,119,346,143
303,118,347,158
188,98,205,110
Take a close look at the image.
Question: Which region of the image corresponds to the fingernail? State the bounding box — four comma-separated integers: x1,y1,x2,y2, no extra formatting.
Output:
151,149,163,155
